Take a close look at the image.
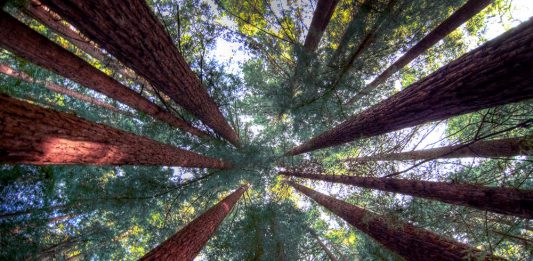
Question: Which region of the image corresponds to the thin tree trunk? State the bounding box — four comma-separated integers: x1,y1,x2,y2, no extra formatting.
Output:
0,12,208,138
269,213,288,261
343,136,532,162
140,185,249,261
286,181,502,260
288,0,340,93
281,171,533,219
288,18,533,155
308,229,339,261
42,0,240,146
348,0,492,105
0,63,130,116
329,0,373,66
303,0,340,53
0,94,231,168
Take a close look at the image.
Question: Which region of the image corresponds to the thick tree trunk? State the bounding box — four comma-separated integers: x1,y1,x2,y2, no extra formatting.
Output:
140,185,249,261
41,0,240,146
303,0,340,53
288,18,533,155
281,171,533,218
308,229,338,261
286,181,501,260
0,63,130,116
23,0,105,62
23,0,174,107
0,12,209,138
0,94,231,168
344,136,532,162
347,0,492,105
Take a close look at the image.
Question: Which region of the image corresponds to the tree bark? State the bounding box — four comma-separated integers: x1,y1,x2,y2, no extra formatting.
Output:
0,94,231,168
23,0,174,107
286,181,502,260
308,229,339,261
360,0,491,95
303,0,340,53
281,171,533,219
41,0,240,146
0,63,130,116
140,185,249,261
344,136,532,162
288,18,533,155
0,12,208,138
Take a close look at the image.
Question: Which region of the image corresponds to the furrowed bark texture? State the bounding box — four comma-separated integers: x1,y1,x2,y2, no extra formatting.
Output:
288,18,533,155
24,0,171,106
344,136,533,162
0,12,208,138
359,0,492,95
286,181,501,260
303,0,340,53
23,0,106,62
0,94,231,168
281,171,533,218
140,185,249,261
0,63,128,115
41,0,240,146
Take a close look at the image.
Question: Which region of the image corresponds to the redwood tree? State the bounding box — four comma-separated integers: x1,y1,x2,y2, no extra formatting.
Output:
0,12,208,138
347,0,492,105
41,0,240,146
281,171,533,218
286,181,501,260
0,63,128,116
0,94,231,168
343,136,532,162
308,229,339,261
140,184,249,261
303,0,340,53
288,18,533,155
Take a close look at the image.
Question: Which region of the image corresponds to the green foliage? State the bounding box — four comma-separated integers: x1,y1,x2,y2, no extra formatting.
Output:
1,0,532,260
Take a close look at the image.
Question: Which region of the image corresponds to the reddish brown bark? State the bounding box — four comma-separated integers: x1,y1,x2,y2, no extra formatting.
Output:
0,63,129,115
344,136,532,162
286,181,502,260
23,0,105,62
0,94,231,168
347,0,492,105
23,0,171,105
288,18,533,155
0,12,208,138
303,0,340,53
281,171,533,218
140,185,249,261
41,0,240,146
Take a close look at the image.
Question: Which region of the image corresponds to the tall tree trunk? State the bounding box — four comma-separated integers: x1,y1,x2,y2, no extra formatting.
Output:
0,94,231,168
23,0,174,107
343,136,532,162
41,0,240,146
288,18,533,155
303,0,340,53
269,213,288,261
329,0,373,66
308,229,339,261
286,181,501,260
349,0,492,105
0,63,130,116
140,185,249,261
281,171,533,219
0,12,209,138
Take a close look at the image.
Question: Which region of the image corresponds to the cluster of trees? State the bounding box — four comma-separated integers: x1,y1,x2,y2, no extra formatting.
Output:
0,0,531,260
